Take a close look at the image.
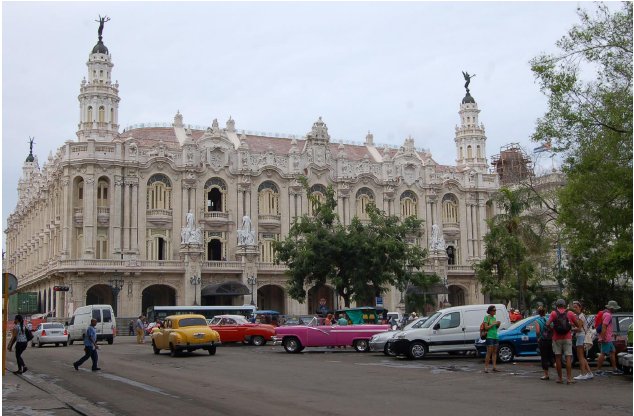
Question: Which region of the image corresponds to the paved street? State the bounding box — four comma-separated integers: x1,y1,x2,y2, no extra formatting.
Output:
3,336,632,416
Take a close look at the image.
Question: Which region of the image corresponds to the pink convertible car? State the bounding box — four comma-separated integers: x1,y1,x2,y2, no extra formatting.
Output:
274,316,390,353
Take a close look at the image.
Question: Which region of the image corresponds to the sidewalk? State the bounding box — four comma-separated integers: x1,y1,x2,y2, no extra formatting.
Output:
3,365,114,416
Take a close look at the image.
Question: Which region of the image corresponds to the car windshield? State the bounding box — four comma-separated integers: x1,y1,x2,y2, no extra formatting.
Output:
405,317,429,330
178,318,207,327
506,316,535,331
420,312,441,329
43,323,65,329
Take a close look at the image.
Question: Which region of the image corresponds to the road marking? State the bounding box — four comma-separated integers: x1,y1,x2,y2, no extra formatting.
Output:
98,373,180,398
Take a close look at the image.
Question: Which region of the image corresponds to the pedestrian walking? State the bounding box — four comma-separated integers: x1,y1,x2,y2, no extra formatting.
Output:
128,320,134,336
483,305,501,373
572,301,593,380
7,314,29,375
73,318,100,372
547,299,581,384
595,300,623,375
135,315,145,344
535,306,553,380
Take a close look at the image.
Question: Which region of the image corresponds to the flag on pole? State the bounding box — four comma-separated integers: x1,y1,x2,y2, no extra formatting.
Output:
533,139,552,153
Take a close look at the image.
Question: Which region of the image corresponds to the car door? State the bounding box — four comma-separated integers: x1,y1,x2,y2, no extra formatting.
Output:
429,311,464,352
92,309,103,337
219,317,241,342
517,319,538,355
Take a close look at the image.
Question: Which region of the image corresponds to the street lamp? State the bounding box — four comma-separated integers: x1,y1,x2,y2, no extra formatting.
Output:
247,276,257,306
108,275,124,316
190,276,201,306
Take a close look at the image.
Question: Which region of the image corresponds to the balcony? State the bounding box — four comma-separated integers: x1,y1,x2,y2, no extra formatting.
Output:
146,209,173,226
97,207,110,226
73,208,83,226
203,211,230,226
447,265,474,275
258,214,281,228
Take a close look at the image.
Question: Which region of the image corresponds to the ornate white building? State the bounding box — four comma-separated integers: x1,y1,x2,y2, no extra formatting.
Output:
4,23,500,319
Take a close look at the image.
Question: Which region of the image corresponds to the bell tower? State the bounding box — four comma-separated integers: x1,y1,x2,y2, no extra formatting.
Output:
454,71,487,172
76,16,120,142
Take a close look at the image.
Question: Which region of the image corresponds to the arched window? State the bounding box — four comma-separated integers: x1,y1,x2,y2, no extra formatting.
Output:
146,174,172,210
446,245,456,265
110,108,114,123
258,181,279,215
355,188,375,220
400,190,418,218
467,145,473,159
98,106,105,123
87,106,93,123
260,233,279,263
97,179,109,207
477,145,482,159
205,178,227,212
459,146,464,160
442,194,458,224
308,184,327,216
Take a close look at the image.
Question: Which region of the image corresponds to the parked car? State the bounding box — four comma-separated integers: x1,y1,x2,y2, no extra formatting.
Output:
31,322,68,347
273,316,390,353
208,314,276,346
370,316,428,355
474,316,540,363
575,312,633,361
151,314,220,357
387,304,511,359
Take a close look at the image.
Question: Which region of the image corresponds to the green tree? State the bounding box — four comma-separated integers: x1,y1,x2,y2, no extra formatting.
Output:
474,188,551,311
273,178,436,308
530,2,632,304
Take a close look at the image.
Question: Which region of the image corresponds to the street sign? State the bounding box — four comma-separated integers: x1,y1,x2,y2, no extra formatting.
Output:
375,296,383,307
53,286,70,292
3,273,18,295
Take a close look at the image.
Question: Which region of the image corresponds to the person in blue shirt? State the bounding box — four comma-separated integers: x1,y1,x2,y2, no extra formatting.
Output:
73,319,100,371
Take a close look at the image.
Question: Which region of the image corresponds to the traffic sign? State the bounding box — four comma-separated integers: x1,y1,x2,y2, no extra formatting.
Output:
3,273,18,295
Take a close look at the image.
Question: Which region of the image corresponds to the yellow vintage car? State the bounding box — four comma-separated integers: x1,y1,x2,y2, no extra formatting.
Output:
151,314,220,357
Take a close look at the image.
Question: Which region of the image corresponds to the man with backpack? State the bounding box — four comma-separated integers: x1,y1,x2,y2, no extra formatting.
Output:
546,299,581,384
595,300,623,375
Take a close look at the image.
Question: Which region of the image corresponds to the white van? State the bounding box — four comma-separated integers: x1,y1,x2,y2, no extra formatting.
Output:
67,304,116,345
387,304,510,359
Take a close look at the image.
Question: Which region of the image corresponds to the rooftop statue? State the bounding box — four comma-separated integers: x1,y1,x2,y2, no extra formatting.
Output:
462,71,476,94
96,15,110,40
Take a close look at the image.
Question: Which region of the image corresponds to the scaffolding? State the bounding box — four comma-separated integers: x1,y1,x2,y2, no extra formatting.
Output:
490,143,533,185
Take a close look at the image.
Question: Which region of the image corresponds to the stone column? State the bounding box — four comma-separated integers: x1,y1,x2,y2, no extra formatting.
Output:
113,176,123,255
131,179,139,254
83,175,95,258
61,177,71,259
180,243,204,306
123,179,131,253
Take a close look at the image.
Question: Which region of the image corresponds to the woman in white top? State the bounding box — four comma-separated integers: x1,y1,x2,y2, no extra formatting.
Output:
572,301,593,380
7,314,29,374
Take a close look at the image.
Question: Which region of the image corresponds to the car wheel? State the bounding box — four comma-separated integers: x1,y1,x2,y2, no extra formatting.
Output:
251,336,265,346
407,341,427,359
107,337,114,345
383,343,396,357
69,337,74,345
169,343,178,357
55,343,59,347
207,346,217,355
152,340,160,355
497,344,515,363
283,337,302,353
63,342,68,347
354,339,370,352
38,340,43,348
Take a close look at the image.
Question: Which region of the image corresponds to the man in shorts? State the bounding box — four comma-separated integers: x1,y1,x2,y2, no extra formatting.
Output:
547,299,581,384
595,300,623,375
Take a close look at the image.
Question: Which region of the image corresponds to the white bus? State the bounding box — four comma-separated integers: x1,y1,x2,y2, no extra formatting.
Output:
146,305,256,322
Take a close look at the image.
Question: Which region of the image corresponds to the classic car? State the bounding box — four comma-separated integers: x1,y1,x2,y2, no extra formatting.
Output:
273,316,390,353
151,314,221,357
208,314,276,346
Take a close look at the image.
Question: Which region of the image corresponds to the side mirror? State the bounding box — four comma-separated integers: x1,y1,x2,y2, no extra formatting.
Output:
433,323,440,330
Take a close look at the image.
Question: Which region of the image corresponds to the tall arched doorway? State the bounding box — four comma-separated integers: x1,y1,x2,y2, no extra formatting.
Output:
257,284,285,314
86,284,114,307
307,285,335,315
448,285,466,307
207,239,222,261
142,285,176,316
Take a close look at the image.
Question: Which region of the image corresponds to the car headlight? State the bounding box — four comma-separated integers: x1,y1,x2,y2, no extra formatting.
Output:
395,333,406,339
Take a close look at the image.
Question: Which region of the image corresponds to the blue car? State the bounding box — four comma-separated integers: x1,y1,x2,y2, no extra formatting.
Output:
475,316,540,363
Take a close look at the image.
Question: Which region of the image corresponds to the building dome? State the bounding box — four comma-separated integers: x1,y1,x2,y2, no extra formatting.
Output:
461,92,476,104
91,40,109,55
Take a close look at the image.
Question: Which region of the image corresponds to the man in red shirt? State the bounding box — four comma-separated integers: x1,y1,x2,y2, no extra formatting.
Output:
546,299,581,384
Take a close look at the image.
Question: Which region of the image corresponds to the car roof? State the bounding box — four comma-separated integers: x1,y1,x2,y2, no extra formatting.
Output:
211,315,246,320
165,314,206,320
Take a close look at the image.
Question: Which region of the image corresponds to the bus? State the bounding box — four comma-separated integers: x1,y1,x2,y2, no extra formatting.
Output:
146,305,256,323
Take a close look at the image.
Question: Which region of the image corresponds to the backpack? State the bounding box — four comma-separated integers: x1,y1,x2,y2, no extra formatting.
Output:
595,310,605,334
25,327,33,342
479,321,487,340
553,309,572,335
538,316,552,341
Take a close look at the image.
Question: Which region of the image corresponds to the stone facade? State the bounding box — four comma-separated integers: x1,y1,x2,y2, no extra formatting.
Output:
3,27,500,319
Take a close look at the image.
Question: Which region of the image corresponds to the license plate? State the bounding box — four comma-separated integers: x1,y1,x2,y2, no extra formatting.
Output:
194,333,204,339
50,331,61,335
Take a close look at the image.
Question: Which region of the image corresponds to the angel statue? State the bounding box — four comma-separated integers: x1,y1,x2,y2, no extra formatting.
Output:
462,71,476,93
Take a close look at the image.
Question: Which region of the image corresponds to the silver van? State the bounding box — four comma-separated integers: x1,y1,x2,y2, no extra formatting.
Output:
67,304,117,345
387,304,510,359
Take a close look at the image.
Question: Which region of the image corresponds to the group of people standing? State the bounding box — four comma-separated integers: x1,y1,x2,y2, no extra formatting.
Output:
482,299,624,383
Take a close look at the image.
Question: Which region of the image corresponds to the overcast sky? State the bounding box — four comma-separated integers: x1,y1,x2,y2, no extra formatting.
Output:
2,1,587,235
